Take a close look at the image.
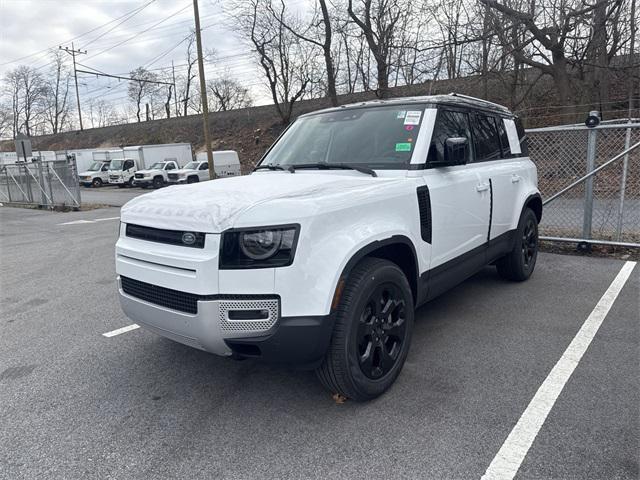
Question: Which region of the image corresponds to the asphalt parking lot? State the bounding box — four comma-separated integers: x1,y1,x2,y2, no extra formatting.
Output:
0,203,638,480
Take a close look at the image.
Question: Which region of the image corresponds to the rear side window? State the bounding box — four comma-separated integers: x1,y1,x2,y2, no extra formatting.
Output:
495,119,511,157
199,163,208,170
472,114,502,161
515,118,528,156
427,110,473,164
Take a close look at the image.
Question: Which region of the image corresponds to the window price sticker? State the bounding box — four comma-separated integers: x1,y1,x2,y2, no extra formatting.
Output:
404,111,422,125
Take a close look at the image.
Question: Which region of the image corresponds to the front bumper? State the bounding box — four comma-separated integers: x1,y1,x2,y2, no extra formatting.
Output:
118,276,333,366
133,178,152,186
109,177,125,184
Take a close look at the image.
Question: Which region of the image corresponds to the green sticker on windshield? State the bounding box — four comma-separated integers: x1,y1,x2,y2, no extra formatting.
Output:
395,142,412,152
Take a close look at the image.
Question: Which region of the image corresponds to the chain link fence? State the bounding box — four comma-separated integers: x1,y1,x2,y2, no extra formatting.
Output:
0,157,81,208
527,121,640,246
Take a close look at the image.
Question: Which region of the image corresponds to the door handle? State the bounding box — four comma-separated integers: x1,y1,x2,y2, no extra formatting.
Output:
511,174,521,183
476,183,490,192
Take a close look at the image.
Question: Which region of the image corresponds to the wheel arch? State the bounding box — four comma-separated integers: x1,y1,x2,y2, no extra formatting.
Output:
333,236,419,309
523,193,542,223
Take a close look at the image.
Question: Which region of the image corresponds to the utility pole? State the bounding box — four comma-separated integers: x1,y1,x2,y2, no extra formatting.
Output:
60,43,87,131
192,0,215,180
172,60,178,117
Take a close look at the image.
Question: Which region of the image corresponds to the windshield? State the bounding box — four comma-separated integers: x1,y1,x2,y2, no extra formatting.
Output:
260,105,425,169
149,162,166,169
183,162,198,169
87,162,103,171
110,159,124,169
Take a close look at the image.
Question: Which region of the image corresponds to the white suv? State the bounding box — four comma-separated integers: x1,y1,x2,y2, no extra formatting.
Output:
116,94,541,401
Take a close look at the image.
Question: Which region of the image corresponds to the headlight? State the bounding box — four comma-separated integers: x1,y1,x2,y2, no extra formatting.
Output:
220,225,299,269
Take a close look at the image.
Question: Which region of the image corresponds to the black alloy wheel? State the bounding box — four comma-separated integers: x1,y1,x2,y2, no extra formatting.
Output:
356,284,408,379
153,176,164,189
316,257,414,401
522,216,537,269
496,207,538,281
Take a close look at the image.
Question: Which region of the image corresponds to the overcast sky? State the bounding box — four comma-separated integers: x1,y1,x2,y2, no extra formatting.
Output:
0,0,297,110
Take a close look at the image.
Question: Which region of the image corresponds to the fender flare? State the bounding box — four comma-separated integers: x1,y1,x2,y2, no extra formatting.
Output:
521,192,543,223
332,235,420,309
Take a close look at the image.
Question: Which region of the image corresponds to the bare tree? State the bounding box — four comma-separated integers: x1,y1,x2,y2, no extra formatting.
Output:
239,0,311,124
207,74,253,111
3,65,44,137
347,0,410,98
87,98,118,128
42,51,72,134
128,67,157,122
272,0,339,106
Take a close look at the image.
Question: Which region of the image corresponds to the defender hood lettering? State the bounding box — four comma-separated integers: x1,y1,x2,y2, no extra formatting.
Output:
120,173,401,232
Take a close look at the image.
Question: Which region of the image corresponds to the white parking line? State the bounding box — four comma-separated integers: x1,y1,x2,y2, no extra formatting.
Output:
58,216,119,226
481,260,637,480
102,324,140,337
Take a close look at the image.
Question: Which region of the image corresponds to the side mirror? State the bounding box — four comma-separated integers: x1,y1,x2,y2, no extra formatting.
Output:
444,137,468,165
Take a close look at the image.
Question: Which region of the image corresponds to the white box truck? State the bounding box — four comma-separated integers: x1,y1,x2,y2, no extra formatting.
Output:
108,143,193,187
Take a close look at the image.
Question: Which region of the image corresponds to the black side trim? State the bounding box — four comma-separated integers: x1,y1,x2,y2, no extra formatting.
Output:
225,314,336,368
416,185,432,243
418,229,515,305
487,178,493,242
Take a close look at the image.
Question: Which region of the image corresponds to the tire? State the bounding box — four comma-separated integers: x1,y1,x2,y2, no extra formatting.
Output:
152,176,164,189
316,257,414,401
91,178,102,188
496,207,539,281
127,177,135,188
187,175,199,184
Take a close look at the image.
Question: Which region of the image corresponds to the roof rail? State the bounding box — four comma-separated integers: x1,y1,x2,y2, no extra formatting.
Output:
448,92,507,111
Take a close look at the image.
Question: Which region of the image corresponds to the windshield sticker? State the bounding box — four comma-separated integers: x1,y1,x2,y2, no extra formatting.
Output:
396,111,406,119
395,142,412,152
404,125,415,131
404,111,422,125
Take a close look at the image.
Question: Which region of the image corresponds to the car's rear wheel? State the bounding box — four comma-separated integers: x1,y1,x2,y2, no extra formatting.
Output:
91,178,102,188
187,175,199,184
496,207,539,281
316,257,414,401
152,176,164,189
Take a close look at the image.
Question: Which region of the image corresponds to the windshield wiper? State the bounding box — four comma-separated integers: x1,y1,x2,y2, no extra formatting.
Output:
288,162,377,177
253,163,294,173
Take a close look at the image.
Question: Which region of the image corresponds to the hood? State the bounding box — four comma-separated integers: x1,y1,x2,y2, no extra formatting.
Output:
120,172,405,233
173,168,196,174
79,170,97,176
136,169,161,175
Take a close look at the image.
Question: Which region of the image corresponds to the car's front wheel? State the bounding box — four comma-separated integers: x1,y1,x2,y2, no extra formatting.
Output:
153,176,164,189
91,178,102,188
316,257,414,401
496,207,539,281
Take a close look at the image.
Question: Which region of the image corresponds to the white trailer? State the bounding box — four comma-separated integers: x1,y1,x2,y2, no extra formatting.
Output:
1,150,56,165
195,150,241,177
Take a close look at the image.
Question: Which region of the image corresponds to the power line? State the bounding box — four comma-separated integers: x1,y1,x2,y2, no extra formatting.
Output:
0,2,166,66
59,43,87,130
79,0,157,50
84,3,192,61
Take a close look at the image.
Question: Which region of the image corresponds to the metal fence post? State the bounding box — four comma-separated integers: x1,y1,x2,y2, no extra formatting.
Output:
24,164,34,203
46,162,54,206
36,159,47,206
4,167,12,203
583,125,598,240
616,122,632,241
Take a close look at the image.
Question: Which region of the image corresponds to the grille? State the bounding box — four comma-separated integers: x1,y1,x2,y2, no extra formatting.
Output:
110,175,119,180
121,276,199,314
219,299,279,334
134,173,144,179
126,223,205,248
417,186,432,243
168,173,179,180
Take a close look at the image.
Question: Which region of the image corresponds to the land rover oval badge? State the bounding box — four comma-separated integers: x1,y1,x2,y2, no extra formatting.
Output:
182,232,196,245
